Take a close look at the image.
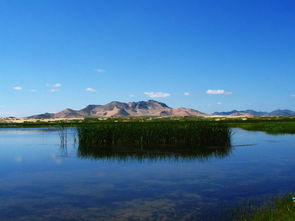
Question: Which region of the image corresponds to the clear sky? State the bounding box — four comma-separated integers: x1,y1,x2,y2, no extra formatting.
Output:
1,0,295,117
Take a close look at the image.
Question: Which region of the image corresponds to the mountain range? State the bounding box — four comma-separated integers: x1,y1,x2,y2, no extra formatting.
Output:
213,109,295,116
28,100,206,118
28,100,295,118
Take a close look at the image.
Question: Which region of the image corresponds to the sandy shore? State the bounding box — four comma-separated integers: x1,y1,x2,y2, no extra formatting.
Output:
0,118,85,123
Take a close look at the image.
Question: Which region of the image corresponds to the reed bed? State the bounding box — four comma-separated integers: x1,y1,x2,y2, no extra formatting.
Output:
77,121,231,148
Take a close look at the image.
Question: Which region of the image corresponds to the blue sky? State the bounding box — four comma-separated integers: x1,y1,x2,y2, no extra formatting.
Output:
1,0,295,117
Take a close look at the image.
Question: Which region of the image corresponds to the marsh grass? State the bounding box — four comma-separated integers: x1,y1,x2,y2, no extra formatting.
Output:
58,125,67,146
77,121,231,148
76,121,232,161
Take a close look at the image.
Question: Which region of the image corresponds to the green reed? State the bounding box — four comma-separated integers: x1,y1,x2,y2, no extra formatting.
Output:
77,121,231,148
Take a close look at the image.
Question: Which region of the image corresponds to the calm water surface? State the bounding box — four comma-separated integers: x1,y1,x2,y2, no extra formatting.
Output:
0,128,294,220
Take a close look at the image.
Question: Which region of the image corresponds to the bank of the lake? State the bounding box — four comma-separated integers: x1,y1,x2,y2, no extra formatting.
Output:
235,193,295,221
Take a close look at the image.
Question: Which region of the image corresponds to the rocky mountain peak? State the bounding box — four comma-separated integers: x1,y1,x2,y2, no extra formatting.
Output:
28,100,206,118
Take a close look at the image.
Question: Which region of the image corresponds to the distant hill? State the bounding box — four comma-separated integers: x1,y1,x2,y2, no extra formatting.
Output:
268,109,295,116
28,100,206,118
213,109,295,116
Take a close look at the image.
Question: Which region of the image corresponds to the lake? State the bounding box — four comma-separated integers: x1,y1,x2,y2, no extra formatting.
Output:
0,128,294,220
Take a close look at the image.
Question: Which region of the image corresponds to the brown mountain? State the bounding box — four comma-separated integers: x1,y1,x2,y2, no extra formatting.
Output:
28,100,206,118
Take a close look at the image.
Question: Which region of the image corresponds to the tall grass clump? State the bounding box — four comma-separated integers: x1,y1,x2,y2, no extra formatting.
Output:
77,121,232,161
77,121,231,148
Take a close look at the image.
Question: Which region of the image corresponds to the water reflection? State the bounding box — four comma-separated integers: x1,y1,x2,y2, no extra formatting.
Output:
76,144,232,161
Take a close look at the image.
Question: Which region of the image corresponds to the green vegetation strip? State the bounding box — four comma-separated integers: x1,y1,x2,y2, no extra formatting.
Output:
1,117,295,134
228,121,295,134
